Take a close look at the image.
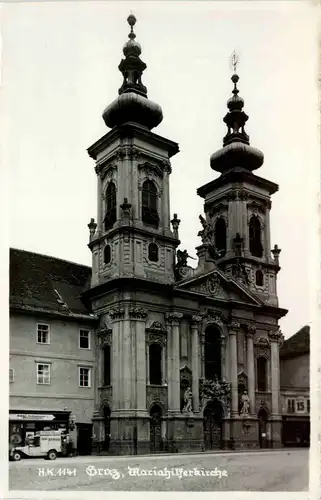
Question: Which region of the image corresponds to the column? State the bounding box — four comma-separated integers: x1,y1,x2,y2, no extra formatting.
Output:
130,307,148,411
162,164,171,230
98,344,104,387
265,206,271,261
110,307,125,410
191,316,202,413
166,319,172,410
246,326,255,415
97,175,102,233
146,344,150,385
166,312,183,412
269,330,281,416
229,322,239,417
200,333,205,378
122,315,131,410
220,334,227,381
161,346,166,385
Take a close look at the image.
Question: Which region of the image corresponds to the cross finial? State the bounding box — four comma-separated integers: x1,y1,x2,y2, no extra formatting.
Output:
231,50,239,73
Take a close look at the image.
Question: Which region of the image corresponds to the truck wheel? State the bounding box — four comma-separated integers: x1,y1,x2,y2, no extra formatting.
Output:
47,450,57,460
12,451,22,461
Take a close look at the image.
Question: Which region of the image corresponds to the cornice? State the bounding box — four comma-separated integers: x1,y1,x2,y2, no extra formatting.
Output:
88,223,180,250
87,123,179,161
197,169,279,199
217,255,280,272
10,304,98,323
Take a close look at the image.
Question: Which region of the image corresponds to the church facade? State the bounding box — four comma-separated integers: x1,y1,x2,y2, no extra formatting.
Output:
81,15,288,454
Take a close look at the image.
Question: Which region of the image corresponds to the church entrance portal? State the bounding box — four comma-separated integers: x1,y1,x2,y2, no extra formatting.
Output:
150,404,162,453
203,401,223,450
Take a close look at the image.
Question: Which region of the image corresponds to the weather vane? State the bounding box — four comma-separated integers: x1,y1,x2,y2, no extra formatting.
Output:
231,50,239,73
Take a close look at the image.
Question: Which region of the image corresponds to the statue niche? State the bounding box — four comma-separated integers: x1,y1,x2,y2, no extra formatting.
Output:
180,366,192,412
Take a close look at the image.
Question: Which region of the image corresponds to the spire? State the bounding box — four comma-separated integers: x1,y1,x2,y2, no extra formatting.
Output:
223,73,250,147
102,14,163,130
210,54,264,174
118,14,148,97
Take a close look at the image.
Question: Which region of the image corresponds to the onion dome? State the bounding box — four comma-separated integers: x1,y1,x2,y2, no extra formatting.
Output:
210,73,264,173
103,14,163,130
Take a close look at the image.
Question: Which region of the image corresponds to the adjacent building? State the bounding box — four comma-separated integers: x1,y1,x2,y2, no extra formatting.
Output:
280,326,310,446
9,249,97,454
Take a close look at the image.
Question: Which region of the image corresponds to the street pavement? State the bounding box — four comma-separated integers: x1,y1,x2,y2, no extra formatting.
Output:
9,448,308,492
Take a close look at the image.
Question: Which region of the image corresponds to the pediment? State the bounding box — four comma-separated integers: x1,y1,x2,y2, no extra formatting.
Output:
175,269,262,306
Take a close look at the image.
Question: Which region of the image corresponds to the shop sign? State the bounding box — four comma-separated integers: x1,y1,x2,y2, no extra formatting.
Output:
9,413,55,421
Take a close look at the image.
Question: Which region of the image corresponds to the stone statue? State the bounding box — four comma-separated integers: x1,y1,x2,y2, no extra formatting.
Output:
176,249,195,268
198,215,213,244
120,198,132,218
240,390,250,416
182,386,193,413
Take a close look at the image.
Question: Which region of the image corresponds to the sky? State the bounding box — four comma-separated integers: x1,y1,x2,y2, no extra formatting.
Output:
2,1,319,339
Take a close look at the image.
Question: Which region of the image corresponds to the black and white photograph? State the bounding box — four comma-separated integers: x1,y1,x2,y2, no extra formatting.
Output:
2,0,320,496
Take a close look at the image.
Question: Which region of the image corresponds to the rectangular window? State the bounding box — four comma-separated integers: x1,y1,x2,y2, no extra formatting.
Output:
149,344,162,385
79,367,91,388
37,324,50,344
287,398,295,413
257,357,267,392
103,345,111,386
79,330,90,349
37,364,50,385
9,368,14,383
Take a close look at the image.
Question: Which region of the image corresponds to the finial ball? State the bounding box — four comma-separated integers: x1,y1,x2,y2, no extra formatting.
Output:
127,14,136,27
231,74,239,84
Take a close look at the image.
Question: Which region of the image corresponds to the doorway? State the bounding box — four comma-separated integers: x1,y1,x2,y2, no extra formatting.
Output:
77,423,93,455
258,408,268,448
103,406,111,452
150,404,162,453
203,401,223,450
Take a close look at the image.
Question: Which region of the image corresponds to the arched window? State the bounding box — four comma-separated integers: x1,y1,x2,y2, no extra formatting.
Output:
149,343,162,385
256,270,264,286
142,180,159,227
257,357,267,392
104,245,111,264
214,218,227,256
104,182,117,230
103,345,111,386
204,326,221,381
148,242,159,262
249,216,263,258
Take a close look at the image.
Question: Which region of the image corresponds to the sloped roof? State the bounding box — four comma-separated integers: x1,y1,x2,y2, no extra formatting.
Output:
280,325,310,358
10,248,93,317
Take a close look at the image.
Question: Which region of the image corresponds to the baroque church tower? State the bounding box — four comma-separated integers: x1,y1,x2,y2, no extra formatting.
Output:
87,14,179,289
196,72,281,306
84,16,287,455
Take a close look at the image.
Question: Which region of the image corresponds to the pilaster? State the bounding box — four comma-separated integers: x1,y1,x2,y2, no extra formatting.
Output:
109,307,125,410
268,328,282,417
129,307,148,411
245,325,256,415
191,316,202,413
229,321,239,417
220,333,227,381
166,312,183,413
